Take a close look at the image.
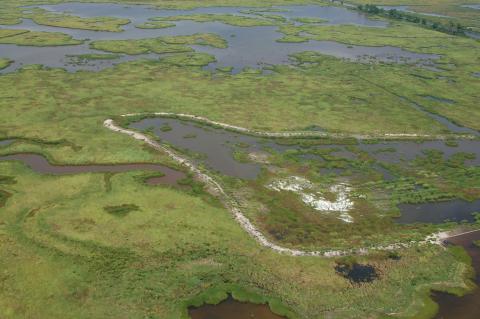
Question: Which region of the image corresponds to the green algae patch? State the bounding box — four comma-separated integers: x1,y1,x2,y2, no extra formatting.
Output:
156,13,280,27
0,29,83,46
90,33,226,55
24,8,130,32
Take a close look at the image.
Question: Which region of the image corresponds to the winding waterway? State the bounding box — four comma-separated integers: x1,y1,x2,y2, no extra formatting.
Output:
0,153,185,185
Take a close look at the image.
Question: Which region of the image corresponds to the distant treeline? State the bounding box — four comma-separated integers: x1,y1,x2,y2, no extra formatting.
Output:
357,4,466,36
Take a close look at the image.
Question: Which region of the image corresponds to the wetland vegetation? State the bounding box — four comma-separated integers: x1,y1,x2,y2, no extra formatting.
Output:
0,0,479,318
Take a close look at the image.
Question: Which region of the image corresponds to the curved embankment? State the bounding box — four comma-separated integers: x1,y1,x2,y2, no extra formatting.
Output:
120,112,478,140
104,115,460,257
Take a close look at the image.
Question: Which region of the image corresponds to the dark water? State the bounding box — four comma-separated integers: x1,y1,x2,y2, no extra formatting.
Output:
0,3,441,74
188,296,285,319
0,153,185,184
433,230,480,319
335,263,378,283
396,200,480,224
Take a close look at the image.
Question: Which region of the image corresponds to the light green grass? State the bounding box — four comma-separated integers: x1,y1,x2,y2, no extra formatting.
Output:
0,160,474,319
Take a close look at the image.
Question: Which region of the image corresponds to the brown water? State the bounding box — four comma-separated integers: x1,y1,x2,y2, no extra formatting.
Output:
0,153,185,185
433,230,480,319
188,296,286,319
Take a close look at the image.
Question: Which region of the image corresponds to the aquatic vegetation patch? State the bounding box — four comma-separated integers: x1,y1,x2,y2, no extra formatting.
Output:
154,13,280,27
90,39,192,55
90,33,227,55
267,176,354,222
0,29,83,46
24,8,130,32
136,20,175,29
104,203,140,217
